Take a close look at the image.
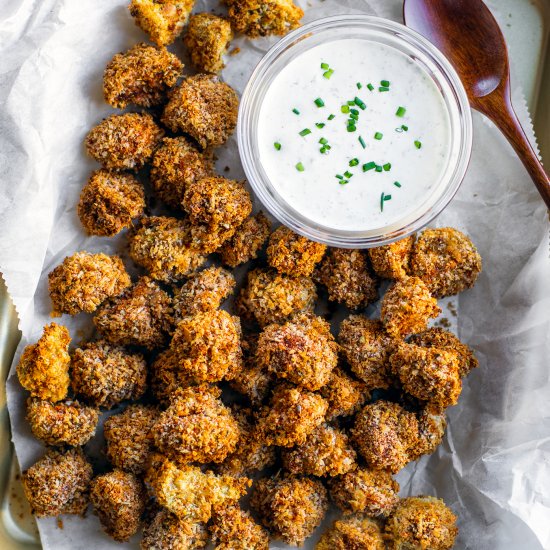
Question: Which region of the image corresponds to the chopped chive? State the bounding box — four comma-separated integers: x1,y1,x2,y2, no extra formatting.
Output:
350,108,359,115
363,161,376,172
394,181,402,188
299,128,311,137
347,100,356,106
379,86,390,92
319,137,328,145
356,82,363,89
314,98,325,108
349,158,359,167
344,171,353,178
350,112,359,121
328,114,336,120
320,147,328,154
347,125,357,132
323,69,334,79
380,192,385,212
375,165,383,172
321,62,329,70
296,162,305,172
414,140,422,149
292,108,300,115
401,125,409,131
358,136,366,149
385,194,392,200
274,142,281,151
316,122,326,129
381,80,390,87
339,180,348,185
341,105,350,114
367,83,374,91
374,132,383,140
336,174,344,180
354,97,366,110
383,163,392,172
396,106,407,117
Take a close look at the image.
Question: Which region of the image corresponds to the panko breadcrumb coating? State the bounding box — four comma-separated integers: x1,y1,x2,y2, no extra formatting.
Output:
71,340,147,408
85,112,163,171
410,327,478,378
48,252,131,316
368,236,415,280
411,227,482,298
328,467,400,517
267,226,327,277
153,385,241,464
210,505,269,550
320,366,370,421
77,169,145,237
146,454,250,523
282,423,357,477
380,276,441,338
129,0,194,46
93,277,173,349
173,266,235,320
235,268,317,328
351,400,419,473
218,213,271,268
251,475,328,546
385,496,458,550
184,13,233,73
104,404,159,474
22,448,92,517
150,136,213,209
170,309,243,383
258,385,328,447
16,323,70,402
338,316,395,390
257,313,338,391
390,343,462,410
26,398,99,447
90,470,146,542
411,407,447,460
316,514,386,550
141,509,208,549
162,75,239,149
226,0,304,38
314,248,378,309
229,355,273,406
150,348,197,404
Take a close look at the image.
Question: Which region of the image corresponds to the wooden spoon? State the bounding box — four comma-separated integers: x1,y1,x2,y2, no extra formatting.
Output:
404,0,550,208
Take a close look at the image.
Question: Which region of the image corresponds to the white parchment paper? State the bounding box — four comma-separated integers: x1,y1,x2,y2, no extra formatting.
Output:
1,0,549,548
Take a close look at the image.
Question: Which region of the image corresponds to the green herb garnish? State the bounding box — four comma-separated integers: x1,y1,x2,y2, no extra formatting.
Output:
299,128,312,137
358,136,366,149
314,98,325,108
274,142,281,151
349,158,359,167
414,140,422,149
374,132,383,140
363,161,376,172
296,162,305,172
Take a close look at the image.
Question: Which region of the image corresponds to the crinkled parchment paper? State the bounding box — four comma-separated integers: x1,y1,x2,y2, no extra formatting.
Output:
1,0,549,548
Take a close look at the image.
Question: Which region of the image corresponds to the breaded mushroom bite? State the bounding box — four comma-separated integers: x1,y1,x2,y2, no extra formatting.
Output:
71,340,147,408
267,226,327,277
316,514,386,550
320,366,370,421
85,112,164,171
16,323,70,402
210,505,269,550
103,43,183,108
48,252,130,316
251,475,328,546
93,277,173,349
150,348,197,404
315,248,378,309
368,235,415,280
162,75,239,149
129,0,195,46
184,14,233,73
385,496,458,550
141,509,208,549
411,407,447,460
90,470,146,542
229,355,273,407
380,276,440,338
410,227,482,297
26,398,99,447
22,448,92,517
77,170,145,237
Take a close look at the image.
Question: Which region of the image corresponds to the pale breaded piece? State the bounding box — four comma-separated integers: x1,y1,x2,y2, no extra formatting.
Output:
141,509,208,549
316,514,386,550
368,235,415,280
48,252,130,316
210,505,269,550
320,366,370,421
16,323,70,402
150,348,198,405
410,407,447,461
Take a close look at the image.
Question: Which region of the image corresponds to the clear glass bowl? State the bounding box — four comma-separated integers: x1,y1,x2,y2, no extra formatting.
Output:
237,15,473,248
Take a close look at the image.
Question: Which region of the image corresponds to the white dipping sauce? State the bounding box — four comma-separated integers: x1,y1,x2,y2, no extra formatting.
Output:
257,39,452,232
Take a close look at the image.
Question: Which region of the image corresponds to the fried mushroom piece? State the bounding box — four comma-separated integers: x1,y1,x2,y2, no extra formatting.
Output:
162,75,239,149
235,268,317,328
390,343,462,410
328,467,400,517
150,136,213,209
48,252,131,316
103,43,183,108
104,404,159,474
26,398,99,447
71,340,147,408
85,112,164,171
16,323,70,402
251,475,328,546
257,313,338,391
316,514,386,550
410,407,447,461
380,276,441,338
218,213,272,268
93,277,173,349
153,385,241,464
90,470,146,542
184,13,233,73
141,509,208,549
22,448,92,517
410,227,482,298
320,366,370,421
385,496,458,550
282,424,357,477
77,170,145,237
226,0,304,38
210,505,269,550
229,355,273,407
368,236,415,280
150,348,197,404
267,226,327,277
129,0,195,46
351,400,419,474
314,248,378,309
170,309,243,383
173,266,235,320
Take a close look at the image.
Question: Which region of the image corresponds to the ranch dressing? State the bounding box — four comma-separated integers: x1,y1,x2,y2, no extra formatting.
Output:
257,39,452,232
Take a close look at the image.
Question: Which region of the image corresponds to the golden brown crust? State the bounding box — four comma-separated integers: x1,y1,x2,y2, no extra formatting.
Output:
410,407,447,460
210,505,269,550
368,236,415,280
141,509,208,549
320,366,370,421
316,514,386,550
228,355,273,407
150,348,198,405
